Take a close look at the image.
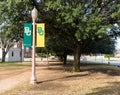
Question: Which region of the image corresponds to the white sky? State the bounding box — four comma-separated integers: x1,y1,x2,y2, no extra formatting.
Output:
115,37,120,50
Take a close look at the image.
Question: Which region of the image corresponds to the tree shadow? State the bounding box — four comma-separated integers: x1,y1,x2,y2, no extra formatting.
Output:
46,62,120,76
80,63,120,76
45,61,73,71
35,62,120,94
37,73,89,84
86,82,120,95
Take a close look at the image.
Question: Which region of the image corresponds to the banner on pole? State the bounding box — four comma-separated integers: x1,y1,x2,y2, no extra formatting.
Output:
23,23,32,47
36,23,45,47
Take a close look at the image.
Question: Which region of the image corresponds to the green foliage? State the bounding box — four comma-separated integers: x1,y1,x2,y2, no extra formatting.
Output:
45,0,118,50
104,54,114,58
0,0,33,62
82,38,115,54
111,4,120,22
0,0,32,39
37,53,47,57
46,0,111,44
44,0,119,71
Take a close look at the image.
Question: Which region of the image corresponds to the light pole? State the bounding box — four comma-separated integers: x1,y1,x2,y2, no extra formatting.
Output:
30,7,38,84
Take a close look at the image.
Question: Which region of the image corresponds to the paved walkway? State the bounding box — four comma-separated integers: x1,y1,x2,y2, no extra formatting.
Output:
0,61,53,94
0,69,30,94
0,59,57,94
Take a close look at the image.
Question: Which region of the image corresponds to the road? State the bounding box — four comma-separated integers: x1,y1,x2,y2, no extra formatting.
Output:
86,59,120,66
67,55,120,67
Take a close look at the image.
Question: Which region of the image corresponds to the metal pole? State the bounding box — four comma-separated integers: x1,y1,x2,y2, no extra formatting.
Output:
30,18,37,84
20,40,22,63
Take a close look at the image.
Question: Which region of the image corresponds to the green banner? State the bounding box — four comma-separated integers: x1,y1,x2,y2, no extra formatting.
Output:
23,23,32,47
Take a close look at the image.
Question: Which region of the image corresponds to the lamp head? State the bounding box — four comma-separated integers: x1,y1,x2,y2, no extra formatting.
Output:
31,7,38,20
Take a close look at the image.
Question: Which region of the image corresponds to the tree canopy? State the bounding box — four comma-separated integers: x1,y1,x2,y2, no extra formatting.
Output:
0,0,31,61
0,0,119,71
44,0,120,71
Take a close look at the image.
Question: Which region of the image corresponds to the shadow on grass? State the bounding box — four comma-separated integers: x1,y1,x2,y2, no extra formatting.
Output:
37,73,89,84
86,82,120,95
81,63,120,76
29,81,66,91
46,62,120,76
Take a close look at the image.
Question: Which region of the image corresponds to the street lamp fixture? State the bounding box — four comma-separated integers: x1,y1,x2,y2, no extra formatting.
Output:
30,6,38,84
31,7,38,21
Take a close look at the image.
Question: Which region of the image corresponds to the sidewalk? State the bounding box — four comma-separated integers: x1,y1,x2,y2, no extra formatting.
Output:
0,58,58,94
0,70,30,94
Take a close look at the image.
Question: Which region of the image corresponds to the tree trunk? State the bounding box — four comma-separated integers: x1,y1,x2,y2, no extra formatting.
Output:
63,53,67,65
73,44,81,72
58,55,63,62
2,49,6,62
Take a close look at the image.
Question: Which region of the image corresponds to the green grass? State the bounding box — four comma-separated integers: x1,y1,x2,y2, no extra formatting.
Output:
0,62,30,70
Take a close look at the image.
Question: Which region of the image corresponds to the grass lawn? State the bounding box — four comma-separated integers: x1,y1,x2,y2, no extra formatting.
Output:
1,62,120,95
0,62,30,70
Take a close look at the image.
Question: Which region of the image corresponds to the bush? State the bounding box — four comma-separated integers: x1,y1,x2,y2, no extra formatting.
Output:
104,54,114,58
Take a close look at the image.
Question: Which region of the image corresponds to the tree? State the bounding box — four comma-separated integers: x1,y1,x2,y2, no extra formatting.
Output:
0,0,46,62
0,30,15,62
46,36,73,65
0,0,118,72
44,0,120,71
82,38,115,54
0,0,32,62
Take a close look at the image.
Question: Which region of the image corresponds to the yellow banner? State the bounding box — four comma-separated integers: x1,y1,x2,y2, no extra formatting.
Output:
36,23,45,47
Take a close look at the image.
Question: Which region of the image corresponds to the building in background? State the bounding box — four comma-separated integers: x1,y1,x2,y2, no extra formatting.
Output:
0,42,24,62
24,47,32,58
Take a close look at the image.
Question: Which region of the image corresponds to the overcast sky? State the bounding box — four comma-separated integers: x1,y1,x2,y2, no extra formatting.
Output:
116,37,120,50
